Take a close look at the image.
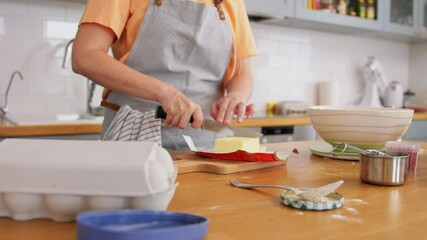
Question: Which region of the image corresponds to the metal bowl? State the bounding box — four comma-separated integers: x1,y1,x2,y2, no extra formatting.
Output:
359,151,409,186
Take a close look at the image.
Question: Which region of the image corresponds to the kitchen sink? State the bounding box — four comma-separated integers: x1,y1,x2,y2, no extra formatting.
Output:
2,113,103,126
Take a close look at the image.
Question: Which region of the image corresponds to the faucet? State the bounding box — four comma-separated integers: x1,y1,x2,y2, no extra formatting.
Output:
62,39,74,69
87,80,96,114
1,71,23,116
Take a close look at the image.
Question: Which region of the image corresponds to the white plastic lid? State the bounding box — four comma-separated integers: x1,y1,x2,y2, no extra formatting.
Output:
0,139,176,197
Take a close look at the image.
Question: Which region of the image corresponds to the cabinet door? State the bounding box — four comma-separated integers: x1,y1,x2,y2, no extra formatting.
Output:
415,0,427,38
384,0,417,36
244,0,294,18
294,0,384,31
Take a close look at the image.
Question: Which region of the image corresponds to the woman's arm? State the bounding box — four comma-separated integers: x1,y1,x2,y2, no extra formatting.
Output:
210,57,255,125
72,23,203,129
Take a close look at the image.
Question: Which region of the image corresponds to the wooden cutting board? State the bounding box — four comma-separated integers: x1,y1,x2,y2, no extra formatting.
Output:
171,150,289,174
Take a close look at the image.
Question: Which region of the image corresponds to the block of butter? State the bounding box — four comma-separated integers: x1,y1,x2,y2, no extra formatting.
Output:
215,137,261,153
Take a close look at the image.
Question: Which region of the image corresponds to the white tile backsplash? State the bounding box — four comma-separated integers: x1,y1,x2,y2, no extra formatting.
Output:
0,0,27,17
249,22,411,114
46,20,78,39
409,43,427,103
0,0,87,116
28,0,66,20
65,2,85,21
278,42,299,56
0,1,418,118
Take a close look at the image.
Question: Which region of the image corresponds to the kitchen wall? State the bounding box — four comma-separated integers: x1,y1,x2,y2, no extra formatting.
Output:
0,0,415,117
409,42,427,104
0,0,88,116
250,22,410,114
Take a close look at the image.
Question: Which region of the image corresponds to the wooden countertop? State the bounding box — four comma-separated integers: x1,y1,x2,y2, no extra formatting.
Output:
0,123,102,137
1,112,427,137
0,140,426,239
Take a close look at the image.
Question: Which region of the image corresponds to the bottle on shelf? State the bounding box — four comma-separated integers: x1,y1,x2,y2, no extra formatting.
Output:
347,0,357,16
337,0,347,15
356,0,366,18
309,0,321,10
307,0,313,9
321,0,335,13
366,0,376,20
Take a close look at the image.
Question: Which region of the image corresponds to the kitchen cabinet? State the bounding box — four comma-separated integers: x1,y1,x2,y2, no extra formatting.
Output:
294,0,384,31
244,0,294,18
417,0,427,38
384,0,427,38
246,0,427,41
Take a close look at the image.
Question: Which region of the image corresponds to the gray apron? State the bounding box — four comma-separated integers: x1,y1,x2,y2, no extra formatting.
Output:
102,0,233,150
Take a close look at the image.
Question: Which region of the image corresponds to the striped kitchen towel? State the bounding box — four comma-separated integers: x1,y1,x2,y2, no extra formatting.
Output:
101,105,161,145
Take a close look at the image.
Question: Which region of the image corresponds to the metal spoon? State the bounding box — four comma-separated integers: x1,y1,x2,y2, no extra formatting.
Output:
332,142,392,157
229,179,344,201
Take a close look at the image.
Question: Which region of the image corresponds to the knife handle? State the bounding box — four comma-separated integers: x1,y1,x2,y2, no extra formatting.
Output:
155,106,194,123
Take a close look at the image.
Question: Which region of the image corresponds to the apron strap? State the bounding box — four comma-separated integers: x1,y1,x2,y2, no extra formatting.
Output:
155,0,224,20
101,89,121,111
101,99,121,111
214,0,225,20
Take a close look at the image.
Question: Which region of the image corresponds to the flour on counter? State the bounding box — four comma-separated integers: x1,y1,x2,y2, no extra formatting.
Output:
209,205,221,210
345,207,358,215
345,198,369,205
330,214,364,224
285,193,331,203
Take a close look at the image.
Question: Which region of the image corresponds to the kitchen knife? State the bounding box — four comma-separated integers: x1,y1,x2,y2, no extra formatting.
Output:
155,106,263,138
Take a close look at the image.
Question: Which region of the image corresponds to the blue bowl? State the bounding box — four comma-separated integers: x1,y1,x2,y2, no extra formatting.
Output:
77,210,208,240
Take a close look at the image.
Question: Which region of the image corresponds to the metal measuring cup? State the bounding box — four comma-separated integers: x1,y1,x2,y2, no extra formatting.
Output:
332,142,409,186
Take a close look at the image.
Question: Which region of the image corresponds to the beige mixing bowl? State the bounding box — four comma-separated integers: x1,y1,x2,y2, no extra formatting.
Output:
308,106,414,149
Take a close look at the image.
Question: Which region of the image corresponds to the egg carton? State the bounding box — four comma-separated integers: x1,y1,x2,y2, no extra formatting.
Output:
0,139,178,222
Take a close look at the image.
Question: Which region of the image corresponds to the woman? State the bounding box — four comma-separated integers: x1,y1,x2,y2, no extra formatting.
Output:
72,0,258,149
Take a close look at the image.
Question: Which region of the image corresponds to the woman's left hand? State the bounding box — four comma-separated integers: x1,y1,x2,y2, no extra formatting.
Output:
210,93,255,126
211,57,254,125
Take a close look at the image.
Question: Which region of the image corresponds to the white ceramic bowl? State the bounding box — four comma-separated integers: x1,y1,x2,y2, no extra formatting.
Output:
308,106,414,149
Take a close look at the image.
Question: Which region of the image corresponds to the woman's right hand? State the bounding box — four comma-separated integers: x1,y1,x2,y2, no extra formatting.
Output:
72,24,203,130
159,89,204,129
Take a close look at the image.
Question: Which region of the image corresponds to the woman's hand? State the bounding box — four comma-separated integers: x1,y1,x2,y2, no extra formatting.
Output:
211,57,255,125
159,89,204,129
210,93,255,126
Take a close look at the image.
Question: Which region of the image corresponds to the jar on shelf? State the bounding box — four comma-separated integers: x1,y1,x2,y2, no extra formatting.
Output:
403,90,415,108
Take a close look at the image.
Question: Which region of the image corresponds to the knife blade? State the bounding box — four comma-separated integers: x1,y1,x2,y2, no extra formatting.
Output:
155,106,262,138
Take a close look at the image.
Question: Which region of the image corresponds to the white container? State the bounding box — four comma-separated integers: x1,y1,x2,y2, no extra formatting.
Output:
385,81,404,108
0,139,178,222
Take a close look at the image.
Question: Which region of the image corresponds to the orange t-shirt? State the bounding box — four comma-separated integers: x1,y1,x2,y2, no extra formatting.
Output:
79,0,258,82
